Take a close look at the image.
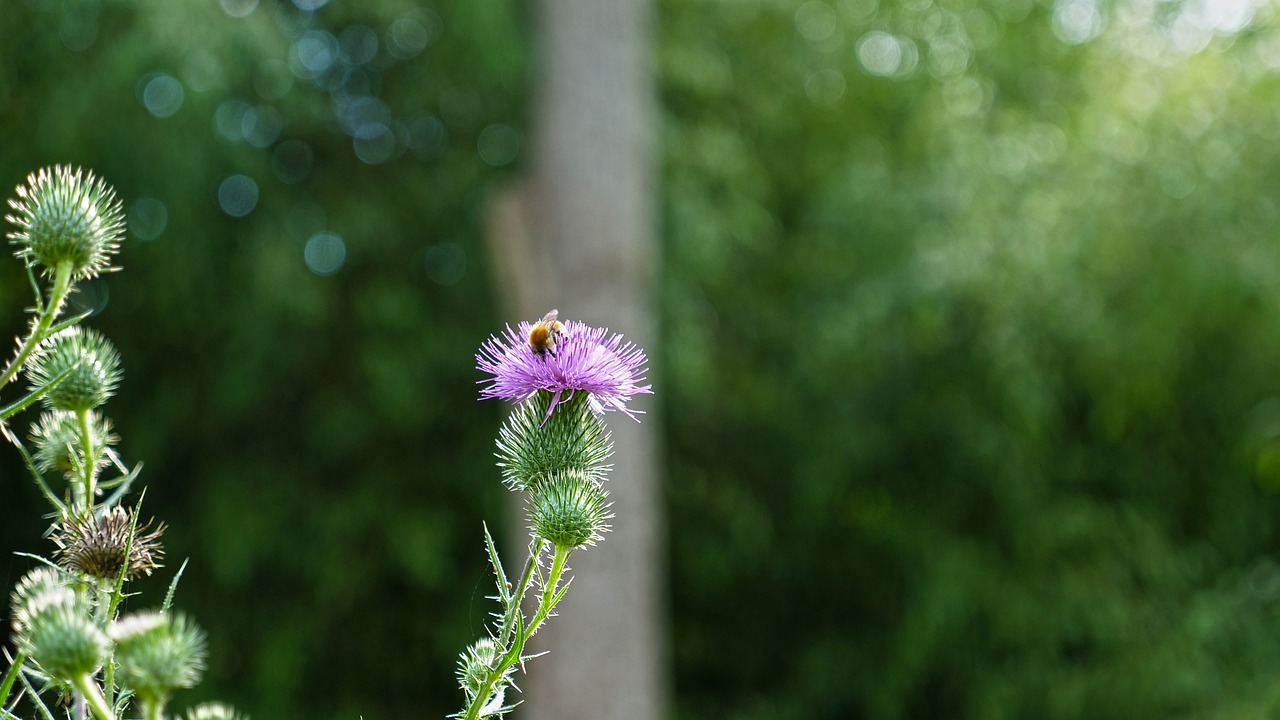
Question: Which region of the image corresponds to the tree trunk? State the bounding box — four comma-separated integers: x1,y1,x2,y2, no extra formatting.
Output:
483,0,665,718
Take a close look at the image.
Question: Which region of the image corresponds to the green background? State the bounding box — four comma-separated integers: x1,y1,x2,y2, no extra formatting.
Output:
6,0,1280,717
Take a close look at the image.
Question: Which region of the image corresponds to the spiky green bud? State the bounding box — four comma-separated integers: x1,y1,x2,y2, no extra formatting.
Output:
9,567,75,639
26,326,122,412
111,610,208,706
15,588,107,682
5,165,124,280
528,469,612,550
30,409,117,474
496,391,613,491
179,702,248,720
456,637,502,699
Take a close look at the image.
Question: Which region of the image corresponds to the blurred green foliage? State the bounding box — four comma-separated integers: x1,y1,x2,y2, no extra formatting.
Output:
663,0,1280,718
5,0,1280,718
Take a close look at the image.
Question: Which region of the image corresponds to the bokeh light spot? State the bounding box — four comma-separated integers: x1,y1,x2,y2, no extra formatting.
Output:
68,277,109,317
218,175,260,217
220,0,258,18
292,30,339,81
129,198,168,242
842,0,879,22
1052,0,1104,45
928,37,972,78
182,50,224,93
477,124,522,167
795,2,837,43
214,99,252,143
339,25,379,65
858,32,904,76
805,68,846,105
140,73,185,118
242,105,283,148
406,113,448,161
424,243,467,286
59,11,98,52
388,10,441,59
354,123,398,164
273,140,315,185
304,232,347,276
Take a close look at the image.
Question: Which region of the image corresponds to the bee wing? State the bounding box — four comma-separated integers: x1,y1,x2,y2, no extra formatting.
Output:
541,309,560,323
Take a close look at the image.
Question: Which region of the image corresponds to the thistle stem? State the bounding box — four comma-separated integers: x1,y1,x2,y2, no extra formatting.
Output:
461,543,573,720
528,543,572,638
0,261,74,390
70,675,114,720
77,408,97,512
0,652,24,711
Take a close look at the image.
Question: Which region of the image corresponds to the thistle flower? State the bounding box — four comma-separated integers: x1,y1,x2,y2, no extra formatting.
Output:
26,326,122,413
477,315,651,421
52,506,165,580
528,469,612,550
111,610,208,707
6,165,124,280
30,409,117,474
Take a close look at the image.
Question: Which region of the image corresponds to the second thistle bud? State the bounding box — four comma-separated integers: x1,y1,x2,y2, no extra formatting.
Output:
30,409,117,474
528,469,612,551
26,326,122,413
111,610,208,708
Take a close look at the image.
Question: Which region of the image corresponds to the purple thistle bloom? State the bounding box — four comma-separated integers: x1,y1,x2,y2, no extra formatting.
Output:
477,317,652,421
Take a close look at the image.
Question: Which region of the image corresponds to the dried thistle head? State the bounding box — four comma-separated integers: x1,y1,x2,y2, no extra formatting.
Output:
52,507,165,580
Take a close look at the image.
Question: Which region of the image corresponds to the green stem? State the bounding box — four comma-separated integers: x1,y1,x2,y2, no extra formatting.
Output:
92,585,115,708
461,543,574,720
77,409,97,512
0,653,24,711
528,543,572,638
0,261,74,390
70,675,114,720
143,698,165,720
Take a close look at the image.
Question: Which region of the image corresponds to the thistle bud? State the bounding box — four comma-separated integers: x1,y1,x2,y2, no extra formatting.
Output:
528,469,612,551
15,592,108,682
111,610,208,706
26,326,122,413
30,409,117,474
456,637,502,699
179,702,248,720
496,391,613,491
9,566,74,640
5,165,124,280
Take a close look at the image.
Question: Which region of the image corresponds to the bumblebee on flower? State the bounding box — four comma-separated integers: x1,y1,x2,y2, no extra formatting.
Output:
476,308,652,421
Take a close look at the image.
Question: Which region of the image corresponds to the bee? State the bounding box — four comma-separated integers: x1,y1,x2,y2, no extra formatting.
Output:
528,308,566,358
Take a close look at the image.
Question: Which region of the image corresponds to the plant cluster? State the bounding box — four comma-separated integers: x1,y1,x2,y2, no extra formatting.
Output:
455,313,651,718
0,167,242,720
